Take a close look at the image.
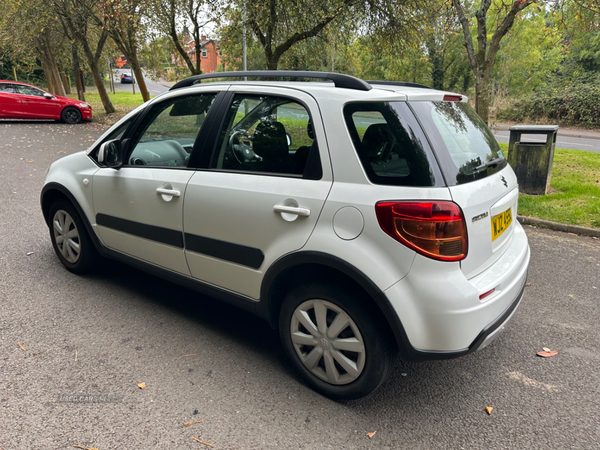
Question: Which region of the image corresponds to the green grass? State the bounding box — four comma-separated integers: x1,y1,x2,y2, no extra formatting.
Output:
499,143,600,229
68,90,150,125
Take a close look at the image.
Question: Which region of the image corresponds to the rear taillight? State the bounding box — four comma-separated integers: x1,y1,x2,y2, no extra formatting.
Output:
375,201,468,261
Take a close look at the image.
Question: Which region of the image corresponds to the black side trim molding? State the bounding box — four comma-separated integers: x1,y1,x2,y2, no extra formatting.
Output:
185,233,264,269
96,213,184,248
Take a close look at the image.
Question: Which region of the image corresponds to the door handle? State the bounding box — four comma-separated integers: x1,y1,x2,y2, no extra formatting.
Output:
156,187,181,197
273,205,310,217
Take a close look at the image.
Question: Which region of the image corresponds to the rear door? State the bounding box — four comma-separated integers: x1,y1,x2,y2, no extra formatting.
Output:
183,87,333,299
0,83,22,118
410,100,518,279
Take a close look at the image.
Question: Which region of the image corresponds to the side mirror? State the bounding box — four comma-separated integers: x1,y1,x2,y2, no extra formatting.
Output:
98,140,123,168
43,93,55,99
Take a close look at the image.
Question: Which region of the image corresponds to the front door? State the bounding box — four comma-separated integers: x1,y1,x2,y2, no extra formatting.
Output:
16,85,61,119
183,88,333,299
93,92,220,275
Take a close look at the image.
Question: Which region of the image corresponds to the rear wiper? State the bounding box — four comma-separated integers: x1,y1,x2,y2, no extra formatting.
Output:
474,158,505,171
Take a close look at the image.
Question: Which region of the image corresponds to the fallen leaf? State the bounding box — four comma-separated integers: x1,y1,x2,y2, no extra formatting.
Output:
191,436,213,447
181,354,196,357
184,420,203,427
526,283,532,286
367,431,377,438
568,233,578,236
537,350,559,358
485,406,493,415
17,342,26,351
137,382,146,389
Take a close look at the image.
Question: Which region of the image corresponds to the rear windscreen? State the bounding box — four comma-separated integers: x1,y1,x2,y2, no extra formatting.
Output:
409,101,506,186
343,102,444,187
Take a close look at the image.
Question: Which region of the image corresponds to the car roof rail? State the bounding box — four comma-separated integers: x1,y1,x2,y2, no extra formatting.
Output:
170,71,372,91
366,80,434,90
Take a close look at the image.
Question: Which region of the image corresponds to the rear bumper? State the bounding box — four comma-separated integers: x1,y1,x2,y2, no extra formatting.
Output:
384,221,530,360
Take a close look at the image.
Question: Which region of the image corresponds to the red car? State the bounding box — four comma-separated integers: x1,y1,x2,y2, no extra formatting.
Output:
0,81,92,124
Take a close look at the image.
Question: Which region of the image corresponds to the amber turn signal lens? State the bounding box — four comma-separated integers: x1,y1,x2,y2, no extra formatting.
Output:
375,201,468,261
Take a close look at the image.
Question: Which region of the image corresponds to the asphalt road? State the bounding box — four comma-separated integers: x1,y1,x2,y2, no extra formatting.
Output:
109,68,170,96
1,122,599,449
492,130,600,154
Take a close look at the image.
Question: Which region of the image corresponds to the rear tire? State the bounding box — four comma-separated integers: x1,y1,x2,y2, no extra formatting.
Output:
61,107,82,124
48,200,98,274
279,281,395,399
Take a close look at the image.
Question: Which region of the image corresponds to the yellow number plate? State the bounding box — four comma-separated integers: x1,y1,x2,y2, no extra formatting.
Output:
491,207,513,241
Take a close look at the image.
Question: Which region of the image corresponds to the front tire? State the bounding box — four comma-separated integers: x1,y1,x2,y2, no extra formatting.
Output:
61,107,82,124
279,282,395,399
48,200,98,274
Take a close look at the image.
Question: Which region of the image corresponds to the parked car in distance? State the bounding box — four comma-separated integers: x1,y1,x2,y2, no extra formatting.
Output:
0,81,92,124
120,74,133,84
41,71,530,399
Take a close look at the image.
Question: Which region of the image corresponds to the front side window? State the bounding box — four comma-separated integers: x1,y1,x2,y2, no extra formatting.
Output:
409,101,506,185
344,102,444,187
211,94,318,176
126,93,216,167
15,85,46,97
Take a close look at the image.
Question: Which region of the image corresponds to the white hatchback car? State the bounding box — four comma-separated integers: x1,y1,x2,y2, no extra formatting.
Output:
41,71,530,399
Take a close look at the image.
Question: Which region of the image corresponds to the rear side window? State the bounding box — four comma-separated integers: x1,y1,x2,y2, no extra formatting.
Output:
344,102,444,187
409,101,506,186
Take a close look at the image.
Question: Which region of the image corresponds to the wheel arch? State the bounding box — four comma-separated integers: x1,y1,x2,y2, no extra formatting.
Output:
258,251,403,351
41,183,106,256
61,105,82,123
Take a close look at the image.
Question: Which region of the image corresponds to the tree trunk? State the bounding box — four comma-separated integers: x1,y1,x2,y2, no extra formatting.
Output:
475,76,490,124
41,59,56,94
129,51,150,102
72,43,85,102
61,72,71,95
79,37,115,114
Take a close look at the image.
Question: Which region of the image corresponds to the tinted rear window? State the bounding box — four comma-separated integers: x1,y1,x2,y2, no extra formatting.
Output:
344,102,444,187
409,101,506,186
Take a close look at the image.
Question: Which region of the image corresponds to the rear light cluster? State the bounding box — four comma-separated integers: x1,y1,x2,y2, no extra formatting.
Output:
376,201,468,261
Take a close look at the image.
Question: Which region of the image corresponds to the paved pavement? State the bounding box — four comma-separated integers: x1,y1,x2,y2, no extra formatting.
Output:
1,122,599,449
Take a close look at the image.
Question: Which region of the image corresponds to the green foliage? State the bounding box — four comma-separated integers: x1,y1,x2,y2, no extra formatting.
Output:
498,73,600,128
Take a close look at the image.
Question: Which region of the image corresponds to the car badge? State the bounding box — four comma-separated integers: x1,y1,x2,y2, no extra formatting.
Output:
500,175,508,188
472,212,489,223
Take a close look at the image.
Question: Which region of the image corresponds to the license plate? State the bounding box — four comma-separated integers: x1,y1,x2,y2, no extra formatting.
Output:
491,207,513,241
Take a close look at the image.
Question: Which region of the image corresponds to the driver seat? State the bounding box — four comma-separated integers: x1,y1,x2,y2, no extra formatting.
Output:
253,121,295,174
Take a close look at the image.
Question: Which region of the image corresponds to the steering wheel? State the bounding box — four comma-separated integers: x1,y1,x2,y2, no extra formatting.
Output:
228,129,258,164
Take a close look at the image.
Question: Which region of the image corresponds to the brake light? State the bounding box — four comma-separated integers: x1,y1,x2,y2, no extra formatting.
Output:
375,201,468,261
443,94,462,102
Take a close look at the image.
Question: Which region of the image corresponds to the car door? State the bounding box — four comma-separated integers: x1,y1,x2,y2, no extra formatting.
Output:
0,83,23,118
183,87,333,299
16,85,61,119
92,90,224,275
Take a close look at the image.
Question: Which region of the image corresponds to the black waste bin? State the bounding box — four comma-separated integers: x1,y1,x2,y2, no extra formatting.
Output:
507,125,559,195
